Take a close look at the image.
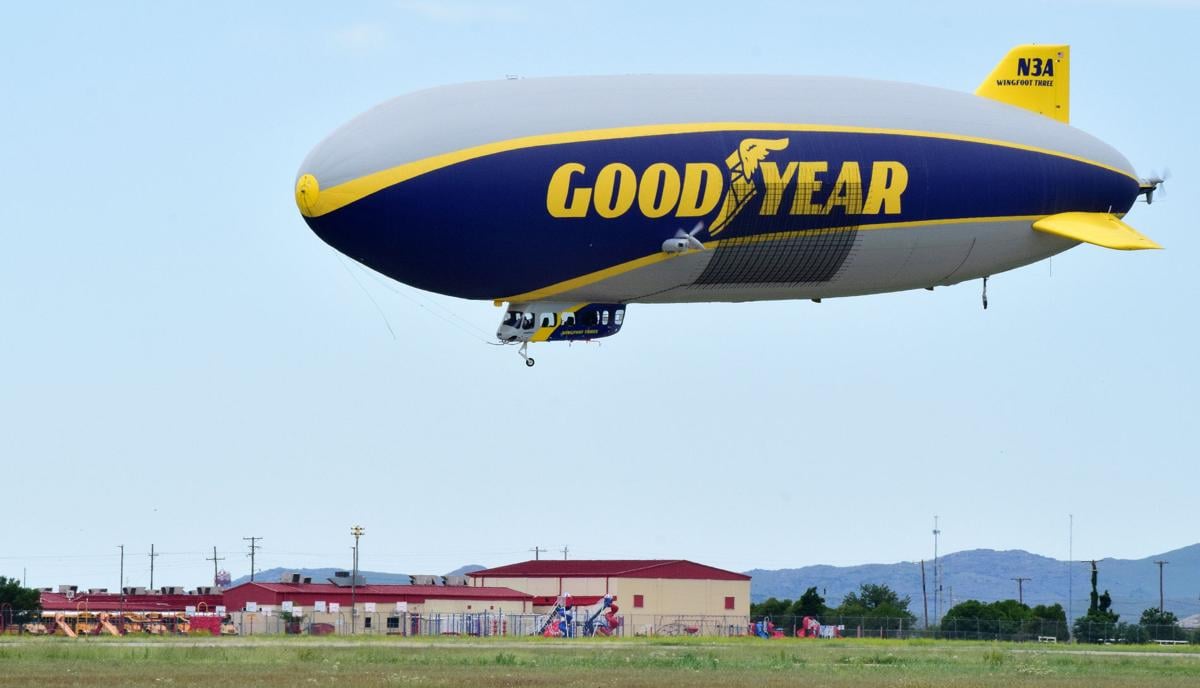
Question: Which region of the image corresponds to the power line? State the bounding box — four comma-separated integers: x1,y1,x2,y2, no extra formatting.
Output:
932,516,941,623
148,545,159,590
920,559,929,629
1068,514,1073,638
206,547,225,588
351,526,364,636
1154,560,1169,614
243,537,263,582
1012,577,1031,605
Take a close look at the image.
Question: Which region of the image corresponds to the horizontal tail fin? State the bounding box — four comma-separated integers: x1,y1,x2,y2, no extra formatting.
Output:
1033,212,1160,250
976,44,1069,124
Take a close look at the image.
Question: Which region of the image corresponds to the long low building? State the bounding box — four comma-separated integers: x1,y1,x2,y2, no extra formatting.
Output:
220,580,534,635
223,581,533,614
40,590,225,613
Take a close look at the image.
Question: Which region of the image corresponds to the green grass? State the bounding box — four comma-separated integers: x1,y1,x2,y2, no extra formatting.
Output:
0,636,1197,687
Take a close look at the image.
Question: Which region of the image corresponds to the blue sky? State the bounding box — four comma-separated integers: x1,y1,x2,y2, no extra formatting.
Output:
2,1,1197,591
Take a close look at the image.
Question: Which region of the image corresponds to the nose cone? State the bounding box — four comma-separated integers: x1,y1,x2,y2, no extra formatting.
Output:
293,169,339,253
295,174,320,217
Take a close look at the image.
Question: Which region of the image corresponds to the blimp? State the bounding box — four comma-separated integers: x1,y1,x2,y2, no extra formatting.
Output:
296,44,1162,366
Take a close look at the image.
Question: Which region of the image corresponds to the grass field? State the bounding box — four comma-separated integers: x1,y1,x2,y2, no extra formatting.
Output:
1,637,1198,687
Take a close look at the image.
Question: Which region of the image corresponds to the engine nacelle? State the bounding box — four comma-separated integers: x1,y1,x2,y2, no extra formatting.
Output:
662,237,691,254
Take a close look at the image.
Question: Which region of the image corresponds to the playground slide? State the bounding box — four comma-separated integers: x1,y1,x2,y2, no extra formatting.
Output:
54,614,77,638
99,613,121,636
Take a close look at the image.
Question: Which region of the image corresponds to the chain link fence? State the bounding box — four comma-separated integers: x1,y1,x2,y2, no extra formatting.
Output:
233,612,750,637
748,614,1198,644
4,607,1195,644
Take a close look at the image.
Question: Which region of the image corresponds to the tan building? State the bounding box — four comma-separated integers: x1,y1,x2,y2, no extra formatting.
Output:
469,560,750,636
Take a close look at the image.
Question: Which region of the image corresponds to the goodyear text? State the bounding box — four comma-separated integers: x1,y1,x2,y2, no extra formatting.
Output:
547,158,908,221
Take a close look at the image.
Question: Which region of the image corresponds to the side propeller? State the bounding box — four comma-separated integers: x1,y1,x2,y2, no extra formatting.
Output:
661,222,708,254
1139,168,1170,204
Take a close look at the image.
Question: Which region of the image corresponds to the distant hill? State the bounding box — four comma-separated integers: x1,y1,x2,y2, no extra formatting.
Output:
746,544,1200,621
229,565,484,588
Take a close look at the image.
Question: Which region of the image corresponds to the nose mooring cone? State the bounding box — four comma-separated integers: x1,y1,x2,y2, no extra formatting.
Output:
295,174,320,216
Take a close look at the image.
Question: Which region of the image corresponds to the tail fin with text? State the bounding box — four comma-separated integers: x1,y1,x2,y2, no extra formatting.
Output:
976,44,1069,123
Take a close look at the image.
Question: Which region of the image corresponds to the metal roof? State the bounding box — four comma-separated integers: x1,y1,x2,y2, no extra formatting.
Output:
468,559,751,581
224,581,531,602
40,591,224,612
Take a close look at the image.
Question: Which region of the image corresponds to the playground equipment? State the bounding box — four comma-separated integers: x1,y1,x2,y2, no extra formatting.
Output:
582,595,622,637
98,613,121,636
539,594,576,637
797,616,844,638
74,611,100,636
536,593,625,638
53,613,78,638
750,618,784,639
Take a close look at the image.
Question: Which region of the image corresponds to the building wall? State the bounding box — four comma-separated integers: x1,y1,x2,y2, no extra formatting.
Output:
610,577,749,617
229,596,529,636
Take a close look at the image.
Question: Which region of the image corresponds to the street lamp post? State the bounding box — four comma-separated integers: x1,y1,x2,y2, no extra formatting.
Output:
351,525,364,634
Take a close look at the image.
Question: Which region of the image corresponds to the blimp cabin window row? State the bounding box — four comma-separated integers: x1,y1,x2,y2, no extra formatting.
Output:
502,308,623,331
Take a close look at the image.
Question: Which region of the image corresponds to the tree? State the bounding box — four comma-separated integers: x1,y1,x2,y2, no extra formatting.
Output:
939,599,1068,641
1026,604,1068,641
789,587,827,618
829,583,916,631
1138,608,1185,642
0,576,42,628
750,597,791,620
1073,561,1119,643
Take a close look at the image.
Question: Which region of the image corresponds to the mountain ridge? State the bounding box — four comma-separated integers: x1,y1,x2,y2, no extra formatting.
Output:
747,544,1200,620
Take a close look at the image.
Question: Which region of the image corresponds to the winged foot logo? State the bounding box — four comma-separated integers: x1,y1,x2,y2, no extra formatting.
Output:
709,138,790,235
545,137,909,236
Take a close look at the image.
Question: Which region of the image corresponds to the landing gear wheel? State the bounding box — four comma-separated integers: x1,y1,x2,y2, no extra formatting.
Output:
518,341,535,368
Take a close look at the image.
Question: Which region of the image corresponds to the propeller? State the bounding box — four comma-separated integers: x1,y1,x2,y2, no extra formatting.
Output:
662,221,707,254
1140,168,1170,204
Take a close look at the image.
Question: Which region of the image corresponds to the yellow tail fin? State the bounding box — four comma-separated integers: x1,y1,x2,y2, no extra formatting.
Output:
1033,212,1161,251
976,44,1069,123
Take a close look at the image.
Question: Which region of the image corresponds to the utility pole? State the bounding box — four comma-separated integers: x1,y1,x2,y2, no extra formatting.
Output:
1012,577,1031,605
148,544,159,590
920,560,929,630
561,545,569,560
529,546,546,561
243,537,262,581
118,545,125,593
351,525,364,635
932,516,941,623
1068,514,1073,639
1154,560,1169,614
206,547,225,588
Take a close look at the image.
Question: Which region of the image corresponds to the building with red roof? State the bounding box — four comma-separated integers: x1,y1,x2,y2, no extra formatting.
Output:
39,590,224,614
223,581,532,614
221,579,533,635
469,560,750,633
